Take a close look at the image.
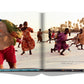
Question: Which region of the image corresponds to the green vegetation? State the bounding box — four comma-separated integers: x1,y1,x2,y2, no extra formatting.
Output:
2,20,22,38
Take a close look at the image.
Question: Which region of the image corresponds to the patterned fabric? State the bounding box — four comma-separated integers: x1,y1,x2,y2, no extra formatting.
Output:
22,27,35,51
55,33,69,51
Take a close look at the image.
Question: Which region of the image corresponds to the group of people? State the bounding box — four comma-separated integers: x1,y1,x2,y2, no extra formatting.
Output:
1,18,84,69
36,28,84,56
50,28,71,55
49,28,84,55
0,20,35,69
17,22,35,55
37,28,72,55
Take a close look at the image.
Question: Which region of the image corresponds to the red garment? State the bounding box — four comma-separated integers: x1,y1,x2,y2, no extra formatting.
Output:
0,45,16,65
55,33,69,51
22,27,35,51
16,38,22,44
51,32,55,38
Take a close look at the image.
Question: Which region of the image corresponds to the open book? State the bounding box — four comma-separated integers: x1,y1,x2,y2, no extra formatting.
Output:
0,12,84,72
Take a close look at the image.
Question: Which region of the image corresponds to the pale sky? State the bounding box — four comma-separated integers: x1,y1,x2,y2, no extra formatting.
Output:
1,12,84,31
44,12,84,30
0,12,40,32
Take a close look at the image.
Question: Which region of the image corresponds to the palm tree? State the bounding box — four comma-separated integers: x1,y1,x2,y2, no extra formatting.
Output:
77,19,79,22
65,21,67,27
68,21,72,32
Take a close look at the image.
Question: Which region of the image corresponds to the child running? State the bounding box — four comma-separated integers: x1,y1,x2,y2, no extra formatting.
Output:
51,30,55,39
51,31,61,53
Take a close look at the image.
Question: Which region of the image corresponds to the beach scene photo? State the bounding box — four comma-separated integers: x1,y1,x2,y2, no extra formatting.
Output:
1,12,84,71
43,12,84,70
0,12,41,70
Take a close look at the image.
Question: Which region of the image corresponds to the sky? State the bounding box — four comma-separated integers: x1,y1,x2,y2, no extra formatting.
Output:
1,0,84,81
0,12,40,32
1,12,84,31
44,12,84,30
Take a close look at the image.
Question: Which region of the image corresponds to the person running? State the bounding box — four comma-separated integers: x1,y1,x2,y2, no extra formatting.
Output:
76,29,84,49
21,21,35,55
67,29,84,50
55,28,72,55
48,29,51,43
70,34,79,48
51,30,55,39
51,31,61,53
17,24,23,48
37,29,42,42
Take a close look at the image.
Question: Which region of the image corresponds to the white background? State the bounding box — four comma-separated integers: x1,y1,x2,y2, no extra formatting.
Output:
0,0,84,84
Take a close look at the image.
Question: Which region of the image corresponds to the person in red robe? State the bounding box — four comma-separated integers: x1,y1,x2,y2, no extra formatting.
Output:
21,21,35,55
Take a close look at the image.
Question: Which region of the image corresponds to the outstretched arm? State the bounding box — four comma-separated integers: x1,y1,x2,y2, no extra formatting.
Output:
66,38,74,41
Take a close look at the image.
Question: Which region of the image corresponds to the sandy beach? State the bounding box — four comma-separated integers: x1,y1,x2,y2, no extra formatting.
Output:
43,33,84,69
3,33,41,69
3,32,84,70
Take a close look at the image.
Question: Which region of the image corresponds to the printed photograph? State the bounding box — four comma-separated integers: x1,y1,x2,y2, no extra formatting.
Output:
43,12,84,70
0,12,41,71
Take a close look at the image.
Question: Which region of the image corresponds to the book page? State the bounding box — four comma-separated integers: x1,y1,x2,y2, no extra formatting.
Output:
0,12,41,71
43,12,84,71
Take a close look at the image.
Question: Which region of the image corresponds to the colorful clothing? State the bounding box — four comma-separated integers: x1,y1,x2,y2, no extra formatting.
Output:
16,38,22,44
78,32,84,44
55,33,69,51
72,36,79,45
0,19,19,67
51,32,55,38
22,27,35,51
0,45,16,65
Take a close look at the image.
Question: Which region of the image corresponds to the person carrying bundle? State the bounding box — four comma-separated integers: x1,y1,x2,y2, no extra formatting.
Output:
0,19,21,69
